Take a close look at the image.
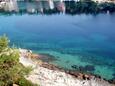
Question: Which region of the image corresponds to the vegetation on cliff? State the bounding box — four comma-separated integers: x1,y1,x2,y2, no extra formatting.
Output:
0,35,38,86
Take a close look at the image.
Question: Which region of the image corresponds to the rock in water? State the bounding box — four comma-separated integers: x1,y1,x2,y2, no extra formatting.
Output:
79,65,95,72
85,65,95,71
71,65,78,69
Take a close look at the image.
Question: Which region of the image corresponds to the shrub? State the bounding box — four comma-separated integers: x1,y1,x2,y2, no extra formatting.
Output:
16,77,38,86
0,35,38,86
0,34,9,52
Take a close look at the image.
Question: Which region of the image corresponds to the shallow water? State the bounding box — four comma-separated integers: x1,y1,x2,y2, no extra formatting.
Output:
0,1,115,80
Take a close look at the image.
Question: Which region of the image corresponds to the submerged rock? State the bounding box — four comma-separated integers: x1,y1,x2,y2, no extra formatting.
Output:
65,61,70,63
108,79,115,84
85,65,95,71
40,62,64,72
94,74,102,79
71,65,78,69
79,65,95,72
113,73,115,77
110,74,115,84
37,54,58,63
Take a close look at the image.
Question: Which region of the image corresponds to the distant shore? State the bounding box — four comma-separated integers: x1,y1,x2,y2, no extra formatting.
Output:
0,0,115,15
19,49,115,86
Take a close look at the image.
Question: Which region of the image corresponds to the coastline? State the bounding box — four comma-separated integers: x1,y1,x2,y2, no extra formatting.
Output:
0,1,115,15
19,49,115,86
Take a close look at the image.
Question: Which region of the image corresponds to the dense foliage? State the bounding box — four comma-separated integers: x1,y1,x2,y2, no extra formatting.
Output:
65,0,115,14
0,35,37,86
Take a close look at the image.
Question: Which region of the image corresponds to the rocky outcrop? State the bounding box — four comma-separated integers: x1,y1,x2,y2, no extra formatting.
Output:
19,49,115,86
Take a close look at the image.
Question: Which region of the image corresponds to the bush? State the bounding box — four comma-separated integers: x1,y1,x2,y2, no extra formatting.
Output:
16,77,38,86
0,35,38,86
0,34,9,52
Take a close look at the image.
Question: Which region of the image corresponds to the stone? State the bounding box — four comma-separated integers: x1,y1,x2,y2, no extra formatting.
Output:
83,74,91,80
65,61,70,63
71,65,78,69
40,62,61,71
31,54,39,58
79,65,95,72
108,79,115,84
78,73,84,79
79,66,86,71
37,54,58,63
94,74,102,79
13,84,19,86
85,65,95,71
113,73,115,77
67,71,79,78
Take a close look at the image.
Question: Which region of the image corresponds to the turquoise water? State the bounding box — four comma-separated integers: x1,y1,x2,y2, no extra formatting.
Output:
0,2,115,80
0,14,115,80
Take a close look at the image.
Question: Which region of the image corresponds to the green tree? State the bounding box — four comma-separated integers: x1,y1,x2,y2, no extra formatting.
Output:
0,34,9,52
0,35,38,86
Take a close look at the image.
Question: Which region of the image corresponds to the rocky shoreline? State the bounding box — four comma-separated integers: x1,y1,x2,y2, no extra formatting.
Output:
19,49,115,86
38,61,115,85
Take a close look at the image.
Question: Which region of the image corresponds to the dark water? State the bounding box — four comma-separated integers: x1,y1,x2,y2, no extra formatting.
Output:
0,1,115,80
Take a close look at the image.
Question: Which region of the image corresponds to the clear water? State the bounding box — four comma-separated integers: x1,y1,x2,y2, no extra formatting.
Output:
0,1,115,80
